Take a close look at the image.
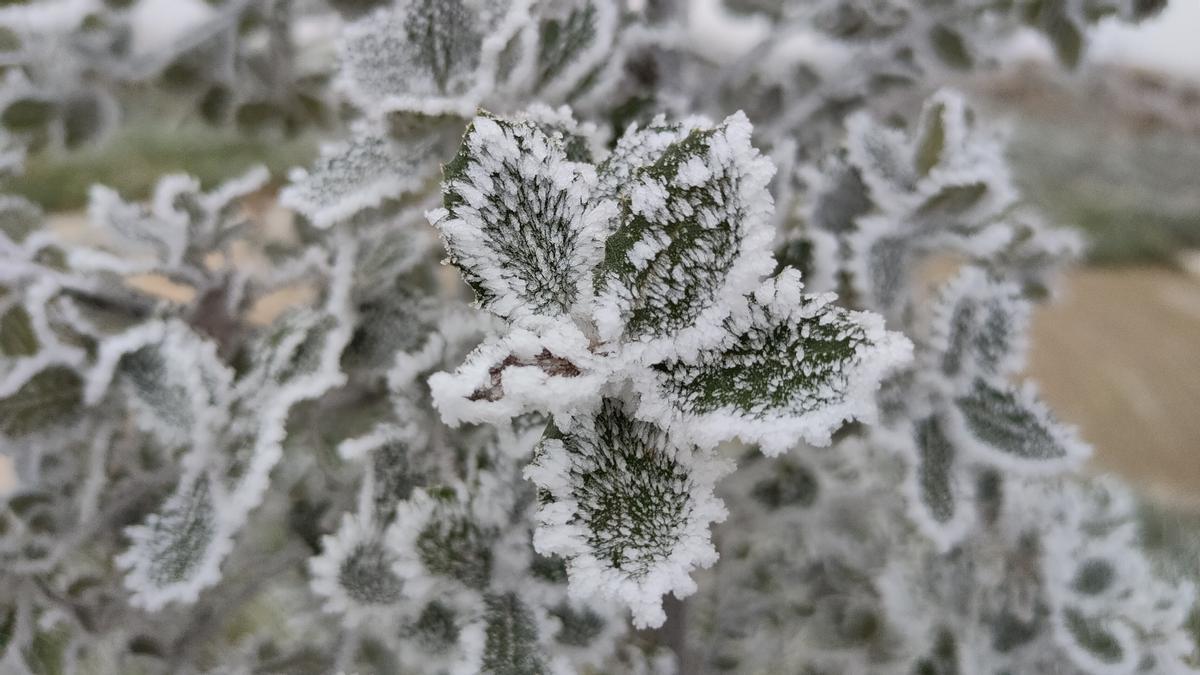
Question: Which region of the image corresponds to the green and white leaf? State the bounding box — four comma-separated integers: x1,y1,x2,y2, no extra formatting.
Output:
1,283,88,401
281,123,439,229
0,364,84,440
592,111,777,359
337,0,526,116
481,592,547,675
594,114,708,203
117,472,233,611
928,266,1029,382
309,512,407,627
531,0,618,102
632,269,912,454
429,110,616,323
896,417,974,551
387,486,499,601
950,377,1089,471
109,321,233,453
525,398,731,629
429,316,610,427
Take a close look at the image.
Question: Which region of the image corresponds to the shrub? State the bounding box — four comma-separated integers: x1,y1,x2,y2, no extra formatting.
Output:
0,0,1192,673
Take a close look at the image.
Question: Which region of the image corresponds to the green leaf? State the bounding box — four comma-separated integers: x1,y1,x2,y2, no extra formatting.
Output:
416,509,494,590
635,269,911,453
0,367,83,438
953,378,1087,468
914,102,947,177
594,112,776,347
807,157,872,234
431,111,613,321
119,323,232,449
0,603,15,658
930,267,1028,380
534,0,617,99
0,304,37,357
338,0,518,114
21,624,71,675
1062,607,1127,666
549,602,607,648
482,592,546,675
338,540,405,605
915,183,988,220
914,416,959,526
1071,558,1116,596
2,98,55,134
118,473,228,610
929,24,973,70
410,601,460,653
526,398,729,628
0,195,42,243
280,125,437,229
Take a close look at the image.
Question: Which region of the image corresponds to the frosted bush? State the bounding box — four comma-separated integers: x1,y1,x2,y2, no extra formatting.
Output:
0,0,1193,673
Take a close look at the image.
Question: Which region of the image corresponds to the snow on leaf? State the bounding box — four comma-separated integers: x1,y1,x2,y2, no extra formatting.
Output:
280,124,439,229
222,240,355,527
928,266,1029,382
951,377,1089,471
904,416,974,551
388,486,499,600
116,321,232,452
429,316,609,427
310,513,405,627
481,592,547,675
0,365,82,439
337,0,524,117
593,111,776,358
86,183,186,268
525,398,731,629
532,0,618,102
594,114,708,203
117,472,232,611
429,110,616,323
632,268,912,454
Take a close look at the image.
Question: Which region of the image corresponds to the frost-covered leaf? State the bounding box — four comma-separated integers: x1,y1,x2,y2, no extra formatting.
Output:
594,114,707,202
86,184,187,268
482,592,546,675
337,0,523,116
429,111,615,322
1058,607,1133,673
532,0,618,101
0,195,41,244
429,317,609,427
310,513,405,626
389,487,498,597
116,322,233,451
80,167,267,273
952,377,1088,470
281,124,439,229
117,473,231,611
905,416,973,550
929,266,1029,381
0,366,82,439
593,111,776,355
525,398,730,629
633,269,912,453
